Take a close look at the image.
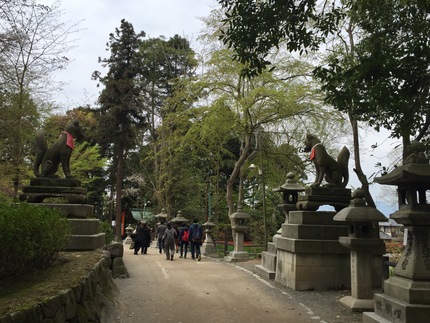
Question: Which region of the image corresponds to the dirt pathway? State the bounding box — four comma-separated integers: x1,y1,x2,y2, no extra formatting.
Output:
113,244,318,323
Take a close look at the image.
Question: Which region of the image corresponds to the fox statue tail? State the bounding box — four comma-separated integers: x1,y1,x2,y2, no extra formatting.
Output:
33,129,48,177
337,146,350,188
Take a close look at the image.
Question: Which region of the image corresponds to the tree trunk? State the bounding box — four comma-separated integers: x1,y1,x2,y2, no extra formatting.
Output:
115,147,124,242
349,112,376,208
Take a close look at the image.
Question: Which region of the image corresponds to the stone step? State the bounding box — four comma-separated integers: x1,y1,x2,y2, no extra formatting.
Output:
261,250,276,272
255,264,275,280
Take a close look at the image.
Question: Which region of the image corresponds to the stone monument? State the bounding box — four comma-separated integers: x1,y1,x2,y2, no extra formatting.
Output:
363,141,430,322
274,136,352,290
20,121,105,250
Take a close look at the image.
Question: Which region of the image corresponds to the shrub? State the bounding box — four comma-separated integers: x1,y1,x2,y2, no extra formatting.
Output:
0,203,71,281
100,221,115,245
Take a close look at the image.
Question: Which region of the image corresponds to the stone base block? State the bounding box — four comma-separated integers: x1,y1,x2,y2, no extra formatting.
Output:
362,312,392,323
275,246,350,290
363,293,430,323
202,243,220,258
384,276,430,304
224,251,249,262
67,233,105,250
282,224,349,240
69,218,101,235
37,203,94,218
66,218,105,250
339,295,374,312
274,235,349,254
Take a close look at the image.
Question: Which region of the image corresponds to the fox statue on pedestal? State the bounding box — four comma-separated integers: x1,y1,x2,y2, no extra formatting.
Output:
304,133,350,188
33,120,84,178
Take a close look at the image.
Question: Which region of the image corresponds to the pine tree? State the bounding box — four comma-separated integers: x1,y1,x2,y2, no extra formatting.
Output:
92,19,147,241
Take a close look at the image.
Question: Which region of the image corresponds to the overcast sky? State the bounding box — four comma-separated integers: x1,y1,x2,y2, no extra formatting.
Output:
49,0,218,111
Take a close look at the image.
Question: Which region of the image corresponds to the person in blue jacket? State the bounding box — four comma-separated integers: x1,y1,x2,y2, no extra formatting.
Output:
188,218,203,261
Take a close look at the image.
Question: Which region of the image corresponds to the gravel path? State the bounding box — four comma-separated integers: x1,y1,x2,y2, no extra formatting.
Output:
113,243,366,323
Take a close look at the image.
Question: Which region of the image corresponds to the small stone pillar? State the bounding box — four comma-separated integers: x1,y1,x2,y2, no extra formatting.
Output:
364,142,430,322
334,189,386,312
224,206,250,262
202,220,218,257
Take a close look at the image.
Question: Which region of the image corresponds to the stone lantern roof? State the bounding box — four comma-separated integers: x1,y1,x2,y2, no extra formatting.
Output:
155,208,168,219
171,210,188,223
334,189,386,223
375,142,430,226
273,172,305,193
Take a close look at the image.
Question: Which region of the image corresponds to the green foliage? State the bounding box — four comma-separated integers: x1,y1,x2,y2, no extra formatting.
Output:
0,203,71,281
316,0,430,147
218,0,345,76
100,221,115,245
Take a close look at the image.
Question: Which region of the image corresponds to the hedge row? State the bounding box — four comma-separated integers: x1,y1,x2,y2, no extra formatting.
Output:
0,203,71,281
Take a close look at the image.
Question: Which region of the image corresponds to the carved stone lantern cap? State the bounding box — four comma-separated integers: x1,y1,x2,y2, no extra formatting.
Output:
155,208,168,219
273,172,305,192
171,210,188,223
229,205,251,219
375,162,430,185
334,188,386,222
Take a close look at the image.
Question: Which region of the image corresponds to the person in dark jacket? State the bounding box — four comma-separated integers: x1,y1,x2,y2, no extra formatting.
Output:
188,218,203,261
134,222,146,255
141,222,152,254
156,219,167,253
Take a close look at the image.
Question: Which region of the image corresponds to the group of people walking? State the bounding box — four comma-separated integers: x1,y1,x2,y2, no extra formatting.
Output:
132,218,203,262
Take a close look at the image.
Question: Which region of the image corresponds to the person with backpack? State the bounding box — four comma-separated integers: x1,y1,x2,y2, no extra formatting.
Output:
188,218,203,261
178,225,189,259
162,222,177,261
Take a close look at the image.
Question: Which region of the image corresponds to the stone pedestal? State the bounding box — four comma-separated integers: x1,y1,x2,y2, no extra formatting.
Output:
20,177,105,251
297,186,351,211
224,229,250,262
275,210,351,290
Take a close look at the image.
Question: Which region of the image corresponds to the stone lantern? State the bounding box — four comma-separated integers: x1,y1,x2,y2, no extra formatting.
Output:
273,172,305,224
202,220,218,258
334,189,386,312
224,205,250,262
171,210,188,227
124,224,135,245
363,141,430,322
155,208,168,224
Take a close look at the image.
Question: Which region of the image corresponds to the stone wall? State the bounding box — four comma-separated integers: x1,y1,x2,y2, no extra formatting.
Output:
0,251,119,323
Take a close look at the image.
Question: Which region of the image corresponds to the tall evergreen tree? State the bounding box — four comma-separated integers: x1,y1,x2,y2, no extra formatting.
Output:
92,19,147,241
137,35,198,215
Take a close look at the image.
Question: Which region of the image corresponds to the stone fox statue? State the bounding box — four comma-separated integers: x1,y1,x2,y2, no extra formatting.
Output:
33,120,84,178
304,134,350,188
